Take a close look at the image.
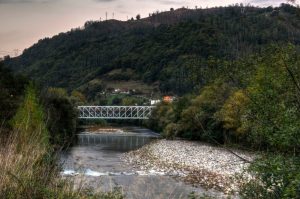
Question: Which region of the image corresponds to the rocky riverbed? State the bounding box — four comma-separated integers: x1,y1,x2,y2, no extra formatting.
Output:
123,140,257,196
61,128,229,198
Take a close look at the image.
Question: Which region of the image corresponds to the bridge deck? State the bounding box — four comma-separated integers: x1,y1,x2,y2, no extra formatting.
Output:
78,106,155,120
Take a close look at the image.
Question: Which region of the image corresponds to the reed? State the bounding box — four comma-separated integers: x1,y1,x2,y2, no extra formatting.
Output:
0,84,123,199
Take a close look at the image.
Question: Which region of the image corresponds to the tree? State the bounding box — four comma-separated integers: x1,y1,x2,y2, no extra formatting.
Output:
70,90,86,106
11,83,49,150
243,45,300,153
136,14,141,20
112,97,122,105
42,88,77,148
0,63,28,127
179,80,233,141
148,102,176,134
216,90,249,136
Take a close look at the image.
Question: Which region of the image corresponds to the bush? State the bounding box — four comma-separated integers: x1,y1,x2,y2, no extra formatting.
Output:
163,123,179,139
1,83,53,197
147,102,176,134
215,89,250,143
0,63,28,131
242,45,300,153
240,155,300,199
0,83,124,199
11,83,49,150
42,88,77,148
179,80,233,142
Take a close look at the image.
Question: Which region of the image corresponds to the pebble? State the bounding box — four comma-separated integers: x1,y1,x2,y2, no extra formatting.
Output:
123,140,256,194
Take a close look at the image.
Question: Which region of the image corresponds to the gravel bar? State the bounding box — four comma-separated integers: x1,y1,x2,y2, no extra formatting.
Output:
123,140,256,195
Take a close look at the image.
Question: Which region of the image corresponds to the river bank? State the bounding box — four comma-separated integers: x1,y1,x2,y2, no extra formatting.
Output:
123,139,256,196
61,127,229,198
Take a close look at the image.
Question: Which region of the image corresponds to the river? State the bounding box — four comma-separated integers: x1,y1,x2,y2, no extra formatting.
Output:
60,126,221,199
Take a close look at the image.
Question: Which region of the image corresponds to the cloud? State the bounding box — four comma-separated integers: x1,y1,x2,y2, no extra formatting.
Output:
93,0,116,2
248,0,286,6
155,0,186,5
0,0,53,3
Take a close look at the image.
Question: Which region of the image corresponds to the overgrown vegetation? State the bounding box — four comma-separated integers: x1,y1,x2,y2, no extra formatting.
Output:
4,4,300,100
0,62,28,132
1,3,300,198
147,45,300,198
42,88,79,148
0,74,123,198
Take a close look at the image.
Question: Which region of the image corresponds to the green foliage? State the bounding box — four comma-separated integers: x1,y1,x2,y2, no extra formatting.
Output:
0,77,123,199
1,83,53,197
163,123,180,139
243,45,300,153
70,90,87,106
179,80,233,141
240,155,300,199
146,44,300,155
5,5,300,97
148,102,176,135
0,63,28,130
11,82,49,150
42,87,78,148
216,90,249,136
80,80,105,101
237,46,300,198
121,97,140,106
2,4,300,197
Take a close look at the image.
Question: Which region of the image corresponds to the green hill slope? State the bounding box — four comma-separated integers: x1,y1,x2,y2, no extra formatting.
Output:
4,4,300,98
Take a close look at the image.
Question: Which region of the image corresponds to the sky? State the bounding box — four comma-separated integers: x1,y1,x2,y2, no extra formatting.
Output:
0,0,289,57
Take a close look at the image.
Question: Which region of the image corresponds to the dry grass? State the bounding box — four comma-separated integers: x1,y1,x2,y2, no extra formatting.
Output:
0,134,124,199
0,135,64,198
0,84,123,199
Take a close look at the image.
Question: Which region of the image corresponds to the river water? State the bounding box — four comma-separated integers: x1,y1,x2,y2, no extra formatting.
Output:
60,127,222,199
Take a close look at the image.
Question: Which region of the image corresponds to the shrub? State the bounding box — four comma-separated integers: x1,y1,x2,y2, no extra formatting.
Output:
42,88,77,148
179,80,233,142
243,45,300,153
11,82,49,150
215,89,250,143
0,83,124,199
163,123,180,139
0,63,28,132
240,155,300,199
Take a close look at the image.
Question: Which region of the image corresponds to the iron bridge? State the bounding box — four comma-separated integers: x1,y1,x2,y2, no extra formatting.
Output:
78,106,155,120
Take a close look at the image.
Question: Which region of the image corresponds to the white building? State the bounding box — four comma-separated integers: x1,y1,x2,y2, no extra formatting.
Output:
150,100,161,105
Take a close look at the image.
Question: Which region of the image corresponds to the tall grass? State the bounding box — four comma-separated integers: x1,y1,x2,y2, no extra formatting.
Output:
0,83,123,199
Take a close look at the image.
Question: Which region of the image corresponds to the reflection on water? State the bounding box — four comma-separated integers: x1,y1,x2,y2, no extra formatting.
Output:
77,133,157,151
61,127,225,199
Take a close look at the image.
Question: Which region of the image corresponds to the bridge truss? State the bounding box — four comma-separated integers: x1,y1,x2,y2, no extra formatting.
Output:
78,106,155,120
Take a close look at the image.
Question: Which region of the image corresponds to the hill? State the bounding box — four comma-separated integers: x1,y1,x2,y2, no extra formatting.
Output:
3,3,300,100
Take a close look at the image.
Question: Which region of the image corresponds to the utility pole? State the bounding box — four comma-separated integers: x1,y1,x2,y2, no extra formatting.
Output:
112,12,114,19
106,12,108,20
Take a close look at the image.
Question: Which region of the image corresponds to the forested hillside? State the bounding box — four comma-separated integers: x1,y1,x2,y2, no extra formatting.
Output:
4,4,300,99
2,3,300,198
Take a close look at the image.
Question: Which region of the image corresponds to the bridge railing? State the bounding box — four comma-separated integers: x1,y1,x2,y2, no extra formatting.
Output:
78,106,155,120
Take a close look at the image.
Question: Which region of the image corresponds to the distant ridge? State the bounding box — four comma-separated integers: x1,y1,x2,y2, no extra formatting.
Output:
4,3,300,98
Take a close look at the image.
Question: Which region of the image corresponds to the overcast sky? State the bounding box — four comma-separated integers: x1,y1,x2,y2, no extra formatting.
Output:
0,0,288,56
